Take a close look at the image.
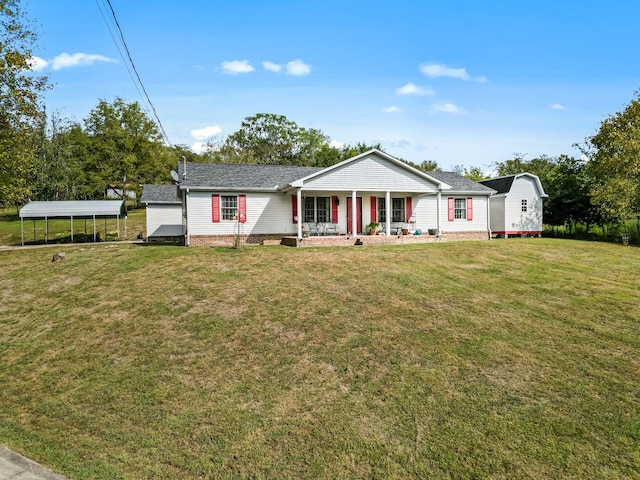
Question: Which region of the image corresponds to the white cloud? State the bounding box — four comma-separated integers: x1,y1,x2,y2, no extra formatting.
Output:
420,63,487,82
190,125,222,140
431,102,467,115
383,106,403,113
396,83,435,96
329,139,345,149
551,103,566,110
28,56,49,71
263,61,282,72
50,52,116,70
190,142,210,154
221,60,255,75
286,59,311,76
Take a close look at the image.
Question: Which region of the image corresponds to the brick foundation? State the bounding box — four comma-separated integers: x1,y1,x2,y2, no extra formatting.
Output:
188,233,287,247
188,230,489,247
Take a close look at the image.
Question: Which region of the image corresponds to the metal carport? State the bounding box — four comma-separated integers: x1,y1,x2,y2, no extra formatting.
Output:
19,200,127,246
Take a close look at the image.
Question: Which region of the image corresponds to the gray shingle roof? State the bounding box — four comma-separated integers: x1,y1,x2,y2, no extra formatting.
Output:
177,163,323,190
140,184,181,204
427,171,496,194
479,175,515,194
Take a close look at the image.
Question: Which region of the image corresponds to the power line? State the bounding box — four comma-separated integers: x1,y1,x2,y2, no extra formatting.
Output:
95,0,172,146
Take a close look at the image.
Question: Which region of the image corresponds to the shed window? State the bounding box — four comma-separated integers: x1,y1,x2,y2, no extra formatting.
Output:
521,199,528,212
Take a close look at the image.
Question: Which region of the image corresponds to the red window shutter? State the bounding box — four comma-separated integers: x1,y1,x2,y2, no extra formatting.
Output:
370,196,377,223
467,197,473,221
292,195,298,224
331,196,339,224
405,196,412,223
211,194,220,223
448,197,454,222
238,194,247,223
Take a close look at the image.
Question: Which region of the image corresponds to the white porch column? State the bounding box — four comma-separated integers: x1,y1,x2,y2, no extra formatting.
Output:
437,192,442,235
351,190,357,236
385,191,391,236
297,188,302,239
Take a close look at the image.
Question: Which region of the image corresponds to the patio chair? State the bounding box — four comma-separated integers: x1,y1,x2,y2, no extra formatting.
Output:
324,223,337,235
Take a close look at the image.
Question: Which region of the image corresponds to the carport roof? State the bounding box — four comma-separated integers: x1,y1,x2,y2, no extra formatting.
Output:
19,200,127,219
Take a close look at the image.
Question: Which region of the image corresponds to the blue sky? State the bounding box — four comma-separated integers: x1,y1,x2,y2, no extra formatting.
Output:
27,0,640,171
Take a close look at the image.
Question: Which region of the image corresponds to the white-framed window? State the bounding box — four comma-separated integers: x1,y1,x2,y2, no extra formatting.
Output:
392,197,405,223
521,199,528,212
377,198,386,223
221,195,238,220
303,196,331,223
454,198,467,220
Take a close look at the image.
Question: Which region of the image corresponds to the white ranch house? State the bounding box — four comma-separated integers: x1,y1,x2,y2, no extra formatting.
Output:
480,172,548,237
142,149,497,247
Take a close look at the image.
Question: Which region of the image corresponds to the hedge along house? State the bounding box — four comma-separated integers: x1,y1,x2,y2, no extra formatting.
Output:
18,200,127,245
143,149,496,247
480,172,548,237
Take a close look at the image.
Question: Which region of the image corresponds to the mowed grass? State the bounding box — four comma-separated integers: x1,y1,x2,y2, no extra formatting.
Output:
0,239,639,479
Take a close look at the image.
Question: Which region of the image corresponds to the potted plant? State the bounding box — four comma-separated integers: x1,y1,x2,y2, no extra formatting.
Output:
366,221,380,235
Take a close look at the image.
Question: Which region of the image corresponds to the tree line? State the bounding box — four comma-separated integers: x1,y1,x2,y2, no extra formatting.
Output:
1,0,639,233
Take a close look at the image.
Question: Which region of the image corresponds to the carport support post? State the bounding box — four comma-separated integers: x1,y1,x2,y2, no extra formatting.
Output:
93,215,96,242
21,217,23,246
71,216,74,243
45,217,48,244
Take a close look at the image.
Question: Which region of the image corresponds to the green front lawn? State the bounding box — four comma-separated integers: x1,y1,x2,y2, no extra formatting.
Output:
0,239,638,479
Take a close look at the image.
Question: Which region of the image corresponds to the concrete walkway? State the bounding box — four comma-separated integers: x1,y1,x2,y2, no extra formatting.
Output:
0,447,70,480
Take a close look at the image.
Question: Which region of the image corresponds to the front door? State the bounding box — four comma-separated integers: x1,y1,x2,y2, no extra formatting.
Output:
346,197,362,234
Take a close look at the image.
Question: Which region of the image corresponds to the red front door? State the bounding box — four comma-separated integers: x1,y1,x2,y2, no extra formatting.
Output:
346,197,362,234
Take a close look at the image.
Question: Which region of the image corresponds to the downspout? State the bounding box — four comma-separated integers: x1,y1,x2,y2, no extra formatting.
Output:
486,194,492,239
184,188,190,246
436,191,442,236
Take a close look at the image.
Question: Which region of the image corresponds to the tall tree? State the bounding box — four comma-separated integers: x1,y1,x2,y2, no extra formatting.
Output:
80,97,174,198
217,113,332,166
402,159,442,172
0,0,49,208
583,91,640,223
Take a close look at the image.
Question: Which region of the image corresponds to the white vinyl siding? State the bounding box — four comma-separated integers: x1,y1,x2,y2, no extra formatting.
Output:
187,192,296,235
505,177,543,232
303,154,439,193
439,196,489,232
146,204,183,237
